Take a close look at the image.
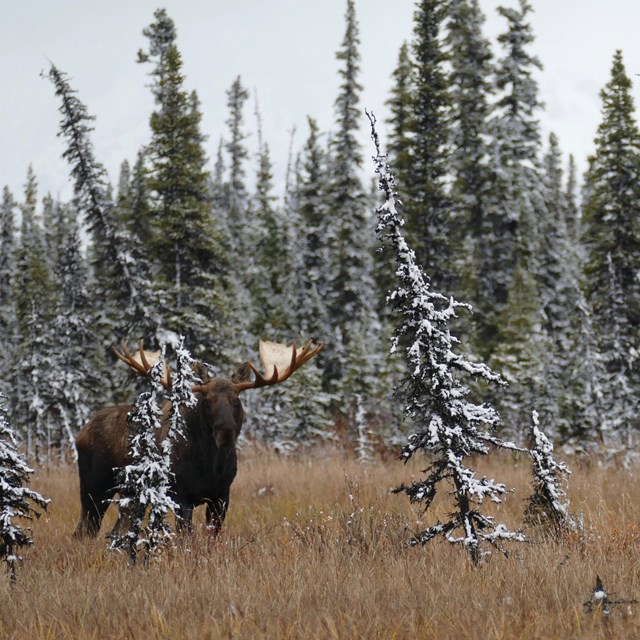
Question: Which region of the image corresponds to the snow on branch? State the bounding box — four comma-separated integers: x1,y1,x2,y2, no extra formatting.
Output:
109,348,174,565
0,394,49,582
367,110,525,564
167,336,200,441
108,337,201,565
45,64,153,327
525,410,577,536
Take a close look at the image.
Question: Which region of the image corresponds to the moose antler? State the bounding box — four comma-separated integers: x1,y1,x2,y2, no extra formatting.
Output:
114,339,172,388
230,339,323,393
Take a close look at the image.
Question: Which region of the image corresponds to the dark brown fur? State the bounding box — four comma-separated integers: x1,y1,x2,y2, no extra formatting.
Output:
74,373,246,538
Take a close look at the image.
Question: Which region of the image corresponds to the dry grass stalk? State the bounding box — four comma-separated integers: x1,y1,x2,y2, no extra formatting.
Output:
0,447,639,639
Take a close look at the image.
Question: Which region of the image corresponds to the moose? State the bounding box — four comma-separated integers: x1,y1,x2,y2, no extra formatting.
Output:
74,338,322,538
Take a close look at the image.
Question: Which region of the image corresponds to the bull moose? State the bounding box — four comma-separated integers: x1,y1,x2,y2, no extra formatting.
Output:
74,338,322,538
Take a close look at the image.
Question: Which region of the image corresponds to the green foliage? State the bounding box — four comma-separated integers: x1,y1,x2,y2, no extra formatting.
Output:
138,10,228,360
479,0,546,357
247,105,292,341
403,0,451,288
581,51,640,445
444,0,495,348
489,262,551,437
9,3,637,458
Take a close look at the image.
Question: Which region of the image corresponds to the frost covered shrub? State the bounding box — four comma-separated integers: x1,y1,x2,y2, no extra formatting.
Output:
109,339,197,565
525,410,577,536
0,394,49,581
369,113,525,564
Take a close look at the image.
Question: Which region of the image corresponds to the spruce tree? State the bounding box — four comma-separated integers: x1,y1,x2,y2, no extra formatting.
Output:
525,410,576,536
385,40,414,196
561,292,608,446
0,394,49,581
486,12,550,441
326,0,377,393
537,134,583,439
46,64,155,345
209,138,233,252
488,261,552,439
403,0,451,288
0,188,16,399
482,0,546,357
582,50,640,444
248,101,291,340
370,114,524,564
292,117,330,343
224,76,251,255
47,203,97,457
109,352,176,565
11,167,56,459
444,0,495,345
564,154,580,247
114,160,132,225
378,41,415,315
138,10,227,359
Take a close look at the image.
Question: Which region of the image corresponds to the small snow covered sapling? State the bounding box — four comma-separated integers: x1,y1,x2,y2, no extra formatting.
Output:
368,112,525,564
109,349,177,565
525,410,577,535
0,394,49,581
109,338,200,565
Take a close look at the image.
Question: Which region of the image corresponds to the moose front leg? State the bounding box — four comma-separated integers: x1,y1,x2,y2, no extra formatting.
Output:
205,493,229,537
174,503,194,533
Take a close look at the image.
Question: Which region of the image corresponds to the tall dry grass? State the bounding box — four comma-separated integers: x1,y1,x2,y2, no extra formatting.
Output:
1,447,639,639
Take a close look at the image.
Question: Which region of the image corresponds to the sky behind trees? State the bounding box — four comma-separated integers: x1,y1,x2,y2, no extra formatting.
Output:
2,0,640,200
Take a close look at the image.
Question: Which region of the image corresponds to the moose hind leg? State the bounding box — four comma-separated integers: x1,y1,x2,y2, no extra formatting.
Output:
74,485,111,538
73,452,116,538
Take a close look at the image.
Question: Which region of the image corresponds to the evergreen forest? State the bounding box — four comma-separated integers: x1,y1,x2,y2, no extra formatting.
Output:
1,0,639,462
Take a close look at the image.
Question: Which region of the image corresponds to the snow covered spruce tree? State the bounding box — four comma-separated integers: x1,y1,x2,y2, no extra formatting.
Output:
582,50,640,446
0,394,49,581
481,0,547,359
110,339,198,564
166,338,199,441
292,117,332,345
525,410,576,536
109,351,176,565
11,167,57,460
368,114,525,564
45,201,97,459
138,9,229,361
0,188,17,401
47,64,157,347
403,0,452,291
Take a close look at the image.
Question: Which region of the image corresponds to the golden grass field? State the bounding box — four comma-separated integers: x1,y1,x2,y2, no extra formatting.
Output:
1,446,639,639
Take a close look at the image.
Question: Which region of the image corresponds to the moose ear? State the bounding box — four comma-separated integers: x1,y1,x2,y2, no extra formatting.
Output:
231,361,252,383
191,362,212,384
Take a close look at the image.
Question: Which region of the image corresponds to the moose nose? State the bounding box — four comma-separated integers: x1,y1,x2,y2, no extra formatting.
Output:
215,428,236,449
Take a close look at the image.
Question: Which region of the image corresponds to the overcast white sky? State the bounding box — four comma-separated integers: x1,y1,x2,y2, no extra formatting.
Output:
2,0,640,204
